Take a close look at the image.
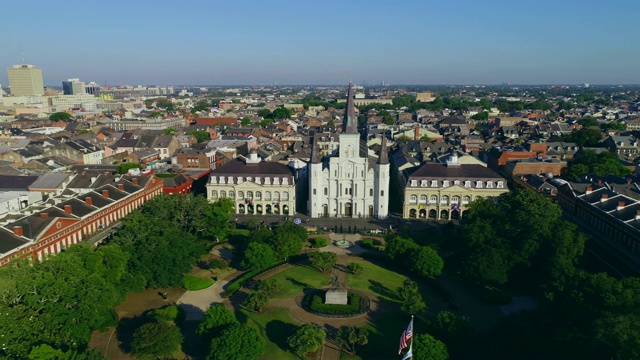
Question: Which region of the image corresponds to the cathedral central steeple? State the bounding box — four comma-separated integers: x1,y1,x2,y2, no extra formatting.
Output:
343,82,358,134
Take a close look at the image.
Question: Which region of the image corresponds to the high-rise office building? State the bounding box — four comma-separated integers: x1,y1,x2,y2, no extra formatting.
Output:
62,78,86,95
7,64,44,96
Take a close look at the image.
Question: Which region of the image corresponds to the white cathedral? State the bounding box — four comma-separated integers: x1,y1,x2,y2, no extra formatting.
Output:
308,83,390,219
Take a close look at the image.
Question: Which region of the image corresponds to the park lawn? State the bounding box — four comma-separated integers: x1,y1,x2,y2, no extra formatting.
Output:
269,265,331,299
345,259,408,303
239,307,300,360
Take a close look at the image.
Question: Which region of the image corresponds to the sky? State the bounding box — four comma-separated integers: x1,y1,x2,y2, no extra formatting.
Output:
1,0,639,86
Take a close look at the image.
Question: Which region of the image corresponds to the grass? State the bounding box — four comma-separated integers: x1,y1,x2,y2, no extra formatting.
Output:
269,265,331,299
345,259,408,303
182,275,213,291
238,307,300,360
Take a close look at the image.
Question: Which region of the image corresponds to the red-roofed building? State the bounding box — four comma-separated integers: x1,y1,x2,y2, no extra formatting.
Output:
196,117,237,127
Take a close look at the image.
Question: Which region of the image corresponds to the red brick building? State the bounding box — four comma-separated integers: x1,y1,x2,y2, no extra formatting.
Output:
0,175,163,265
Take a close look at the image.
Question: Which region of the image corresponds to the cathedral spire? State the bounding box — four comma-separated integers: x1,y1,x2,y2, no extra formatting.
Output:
343,82,358,134
311,137,321,164
377,134,389,165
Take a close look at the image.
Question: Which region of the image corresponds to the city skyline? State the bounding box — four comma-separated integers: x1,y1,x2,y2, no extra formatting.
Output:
1,0,639,86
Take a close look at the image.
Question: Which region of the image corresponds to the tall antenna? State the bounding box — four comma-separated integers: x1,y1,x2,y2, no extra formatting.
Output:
21,44,25,65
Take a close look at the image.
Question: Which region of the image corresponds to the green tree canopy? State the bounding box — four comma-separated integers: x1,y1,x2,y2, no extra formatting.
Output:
336,326,369,356
130,321,183,359
566,149,632,180
116,162,143,174
287,324,326,356
413,334,449,360
49,112,73,121
186,129,211,143
208,324,265,360
197,304,238,340
241,242,276,271
308,251,337,272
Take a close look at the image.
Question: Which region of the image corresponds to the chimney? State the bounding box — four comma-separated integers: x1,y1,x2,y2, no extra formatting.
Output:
636,210,640,220
117,184,124,191
617,202,625,211
102,190,109,198
40,212,48,218
85,197,93,206
600,194,609,202
597,179,603,185
414,127,420,141
64,205,72,214
13,226,23,237
132,178,138,186
585,187,593,194
627,179,632,185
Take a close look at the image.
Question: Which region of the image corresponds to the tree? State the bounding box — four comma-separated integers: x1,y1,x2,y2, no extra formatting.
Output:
116,162,143,174
241,242,276,271
244,290,269,312
244,217,262,230
186,129,211,143
410,246,444,277
347,262,363,275
308,251,337,272
578,117,599,128
272,107,292,119
563,128,603,147
241,116,252,127
130,321,183,359
257,108,272,118
208,324,264,360
28,345,72,360
399,280,427,315
336,326,369,356
163,127,176,135
197,304,238,339
427,311,476,358
49,112,72,121
413,334,449,360
257,278,281,297
384,236,417,262
267,221,305,259
204,197,235,240
601,121,626,131
287,324,326,356
471,111,488,121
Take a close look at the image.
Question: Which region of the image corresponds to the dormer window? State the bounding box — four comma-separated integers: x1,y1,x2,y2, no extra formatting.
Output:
431,180,438,187
476,181,483,188
255,177,261,184
237,177,243,184
273,177,280,185
282,178,289,185
486,181,493,188
264,177,271,185
442,180,449,187
464,181,471,188
453,180,460,185
411,180,417,187
497,181,504,188
420,180,427,187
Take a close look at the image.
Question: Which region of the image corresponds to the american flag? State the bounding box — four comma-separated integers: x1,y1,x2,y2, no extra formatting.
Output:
398,318,413,355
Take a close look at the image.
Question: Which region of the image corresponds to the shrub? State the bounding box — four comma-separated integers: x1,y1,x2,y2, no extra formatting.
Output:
310,237,329,248
182,275,214,291
360,238,375,249
308,292,363,315
206,258,227,269
147,305,186,323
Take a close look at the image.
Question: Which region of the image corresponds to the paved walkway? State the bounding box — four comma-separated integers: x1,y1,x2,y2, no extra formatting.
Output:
176,270,240,321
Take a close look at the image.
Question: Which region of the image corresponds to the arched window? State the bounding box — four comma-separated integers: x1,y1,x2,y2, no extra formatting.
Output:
420,195,427,203
229,190,235,199
370,188,373,196
265,191,272,201
324,188,328,196
255,191,262,200
282,191,289,200
313,189,317,195
410,195,418,204
451,195,460,204
429,195,438,203
210,190,218,200
238,191,244,199
463,196,471,204
246,191,253,199
441,195,449,204
381,190,385,196
219,190,226,198
274,191,280,200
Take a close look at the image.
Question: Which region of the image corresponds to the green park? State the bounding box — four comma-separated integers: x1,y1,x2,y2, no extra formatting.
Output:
1,190,640,359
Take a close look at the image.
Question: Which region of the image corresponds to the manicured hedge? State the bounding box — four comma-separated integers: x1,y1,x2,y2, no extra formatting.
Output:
308,292,362,315
182,275,214,291
147,305,186,323
310,237,329,248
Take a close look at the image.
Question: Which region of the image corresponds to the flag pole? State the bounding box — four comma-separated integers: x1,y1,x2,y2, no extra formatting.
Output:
408,315,414,357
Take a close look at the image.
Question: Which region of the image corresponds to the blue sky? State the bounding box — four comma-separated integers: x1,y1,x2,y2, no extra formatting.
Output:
1,0,638,86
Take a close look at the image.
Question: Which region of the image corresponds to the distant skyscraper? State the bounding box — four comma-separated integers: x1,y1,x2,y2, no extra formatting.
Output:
62,78,86,95
7,64,44,96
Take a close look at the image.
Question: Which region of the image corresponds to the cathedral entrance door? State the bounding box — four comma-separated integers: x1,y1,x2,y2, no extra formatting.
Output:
344,202,352,217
